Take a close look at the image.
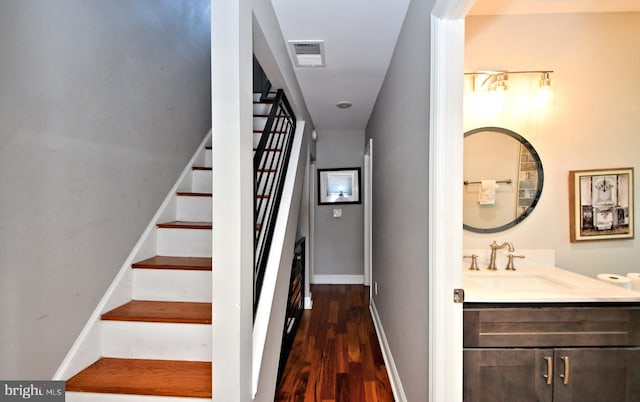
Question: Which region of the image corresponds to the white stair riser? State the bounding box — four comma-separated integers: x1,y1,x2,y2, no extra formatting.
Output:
255,200,269,223
254,148,284,161
255,192,277,218
191,170,212,193
66,392,211,402
204,148,212,167
156,228,211,257
133,270,212,302
255,172,277,196
176,197,212,222
101,321,211,362
253,92,277,102
253,103,271,115
254,92,274,102
254,116,268,131
253,132,290,148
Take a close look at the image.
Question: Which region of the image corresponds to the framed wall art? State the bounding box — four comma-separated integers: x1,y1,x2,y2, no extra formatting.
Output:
569,167,634,242
317,167,361,205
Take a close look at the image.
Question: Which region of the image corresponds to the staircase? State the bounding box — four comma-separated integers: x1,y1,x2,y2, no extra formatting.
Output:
59,93,280,401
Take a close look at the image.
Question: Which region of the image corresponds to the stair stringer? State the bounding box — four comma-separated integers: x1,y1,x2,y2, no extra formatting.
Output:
251,121,307,400
53,130,212,381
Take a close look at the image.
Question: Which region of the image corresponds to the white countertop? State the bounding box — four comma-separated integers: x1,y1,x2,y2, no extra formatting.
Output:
463,266,640,303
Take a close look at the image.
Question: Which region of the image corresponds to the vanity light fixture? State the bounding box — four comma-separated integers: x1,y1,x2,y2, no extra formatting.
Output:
466,70,554,92
469,71,505,91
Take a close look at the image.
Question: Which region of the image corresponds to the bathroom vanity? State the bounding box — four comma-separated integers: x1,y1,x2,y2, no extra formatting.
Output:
461,125,639,400
463,265,640,402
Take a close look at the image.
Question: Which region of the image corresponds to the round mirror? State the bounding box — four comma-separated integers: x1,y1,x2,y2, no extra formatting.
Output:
463,127,543,233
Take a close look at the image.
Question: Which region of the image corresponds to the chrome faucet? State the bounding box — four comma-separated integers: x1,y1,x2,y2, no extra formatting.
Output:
487,241,514,270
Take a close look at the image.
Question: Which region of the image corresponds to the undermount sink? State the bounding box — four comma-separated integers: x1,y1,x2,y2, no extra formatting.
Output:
464,273,576,292
460,251,640,302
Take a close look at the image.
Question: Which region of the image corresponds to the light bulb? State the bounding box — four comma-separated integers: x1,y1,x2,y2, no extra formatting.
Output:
539,72,552,88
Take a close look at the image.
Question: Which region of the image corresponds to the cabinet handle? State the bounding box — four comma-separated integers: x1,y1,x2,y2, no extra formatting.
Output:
560,356,570,385
543,356,553,385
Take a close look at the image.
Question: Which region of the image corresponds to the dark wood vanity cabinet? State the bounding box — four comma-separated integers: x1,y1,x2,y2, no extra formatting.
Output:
464,348,640,402
551,348,640,401
464,348,553,402
463,304,640,402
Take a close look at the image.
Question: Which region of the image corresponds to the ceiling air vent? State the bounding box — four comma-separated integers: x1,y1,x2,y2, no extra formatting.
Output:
288,40,326,67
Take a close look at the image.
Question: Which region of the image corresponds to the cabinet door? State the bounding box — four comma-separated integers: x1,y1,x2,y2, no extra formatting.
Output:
464,348,553,402
553,348,640,402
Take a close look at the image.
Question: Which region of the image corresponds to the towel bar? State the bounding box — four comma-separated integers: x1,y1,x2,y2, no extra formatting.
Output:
463,179,512,185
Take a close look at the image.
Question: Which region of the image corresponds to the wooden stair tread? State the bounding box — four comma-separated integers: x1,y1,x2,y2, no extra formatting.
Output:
192,166,212,171
102,301,211,324
132,256,212,271
157,221,212,230
176,192,212,197
66,358,212,398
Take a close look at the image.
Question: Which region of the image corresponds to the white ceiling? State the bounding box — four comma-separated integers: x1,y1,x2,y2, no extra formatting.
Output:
271,0,640,131
271,0,410,131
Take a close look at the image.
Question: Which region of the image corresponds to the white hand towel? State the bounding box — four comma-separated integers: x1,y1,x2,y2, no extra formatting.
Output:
478,180,498,205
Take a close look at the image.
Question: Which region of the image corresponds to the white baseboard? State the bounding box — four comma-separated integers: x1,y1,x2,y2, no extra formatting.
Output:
304,296,313,309
311,274,364,284
370,299,407,402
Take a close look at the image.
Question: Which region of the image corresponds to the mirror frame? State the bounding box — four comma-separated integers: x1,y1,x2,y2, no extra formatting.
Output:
463,126,544,233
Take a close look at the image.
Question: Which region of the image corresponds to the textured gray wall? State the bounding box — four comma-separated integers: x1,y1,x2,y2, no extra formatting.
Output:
0,0,211,379
365,0,435,399
313,129,365,278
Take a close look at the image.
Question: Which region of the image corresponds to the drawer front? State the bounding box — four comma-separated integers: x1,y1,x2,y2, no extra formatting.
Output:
464,306,640,347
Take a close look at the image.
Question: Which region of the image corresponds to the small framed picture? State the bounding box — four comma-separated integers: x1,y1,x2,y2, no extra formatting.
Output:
317,167,361,205
569,167,634,242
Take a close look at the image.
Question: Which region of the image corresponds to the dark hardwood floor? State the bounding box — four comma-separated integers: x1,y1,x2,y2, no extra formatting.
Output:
275,284,395,402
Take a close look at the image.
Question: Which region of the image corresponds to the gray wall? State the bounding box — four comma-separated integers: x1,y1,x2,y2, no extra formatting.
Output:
365,0,435,399
0,0,211,379
313,129,365,279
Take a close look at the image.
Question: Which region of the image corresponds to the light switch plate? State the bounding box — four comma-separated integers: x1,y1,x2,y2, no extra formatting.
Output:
333,208,342,218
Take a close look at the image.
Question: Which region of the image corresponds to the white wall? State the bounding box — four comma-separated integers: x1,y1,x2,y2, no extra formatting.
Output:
365,0,436,399
0,0,211,379
252,0,313,127
313,129,365,281
464,12,640,278
208,0,315,399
